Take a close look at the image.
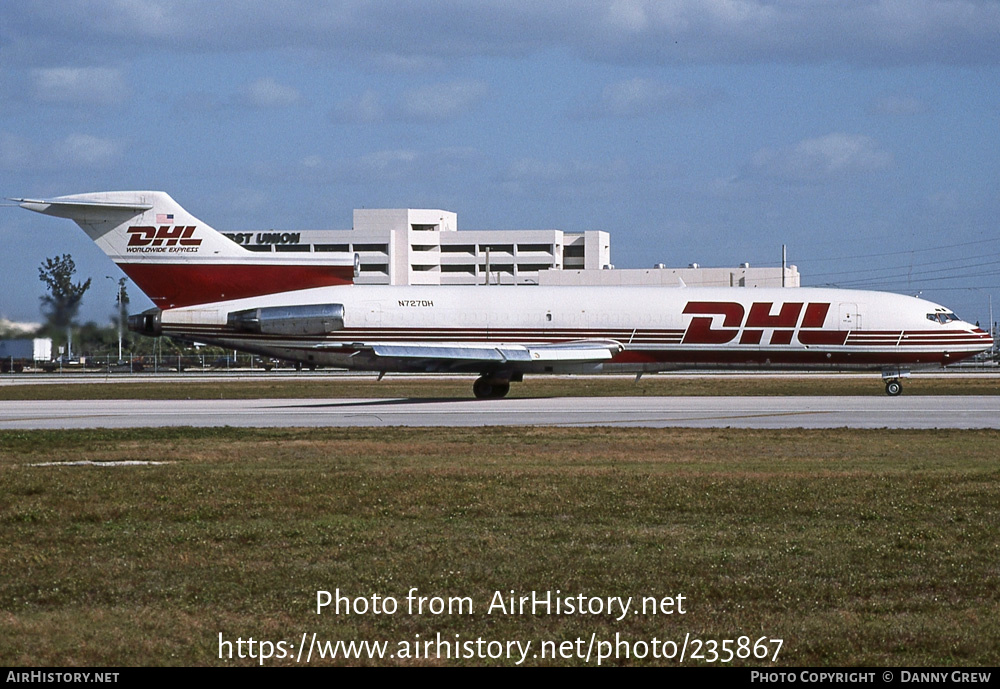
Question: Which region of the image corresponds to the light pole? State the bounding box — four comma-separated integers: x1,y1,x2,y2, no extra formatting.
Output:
969,287,995,363
991,294,996,361
106,276,127,364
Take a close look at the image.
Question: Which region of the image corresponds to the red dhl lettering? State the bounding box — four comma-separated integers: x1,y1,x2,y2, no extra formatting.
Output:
747,302,803,328
127,226,202,247
682,302,831,345
681,302,745,344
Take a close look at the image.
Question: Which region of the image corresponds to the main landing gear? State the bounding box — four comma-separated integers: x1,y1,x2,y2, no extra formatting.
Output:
473,375,511,399
881,369,908,396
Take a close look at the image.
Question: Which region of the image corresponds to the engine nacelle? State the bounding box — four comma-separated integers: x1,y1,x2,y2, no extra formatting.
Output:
227,303,345,336
128,309,162,337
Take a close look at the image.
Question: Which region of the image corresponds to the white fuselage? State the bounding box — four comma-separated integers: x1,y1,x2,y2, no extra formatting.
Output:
153,284,992,374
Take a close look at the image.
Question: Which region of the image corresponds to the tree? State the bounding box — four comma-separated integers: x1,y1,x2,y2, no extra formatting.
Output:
38,254,91,359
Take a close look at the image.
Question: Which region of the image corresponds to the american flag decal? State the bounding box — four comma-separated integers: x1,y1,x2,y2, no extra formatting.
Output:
156,213,175,223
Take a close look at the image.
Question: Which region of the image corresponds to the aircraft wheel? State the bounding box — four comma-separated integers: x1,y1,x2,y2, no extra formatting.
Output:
473,377,510,399
885,380,903,396
473,377,493,399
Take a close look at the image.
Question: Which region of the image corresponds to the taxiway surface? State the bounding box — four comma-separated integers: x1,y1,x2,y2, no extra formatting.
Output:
2,395,998,429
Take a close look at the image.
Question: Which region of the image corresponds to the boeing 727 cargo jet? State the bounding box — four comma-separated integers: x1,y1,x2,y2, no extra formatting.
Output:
16,191,993,397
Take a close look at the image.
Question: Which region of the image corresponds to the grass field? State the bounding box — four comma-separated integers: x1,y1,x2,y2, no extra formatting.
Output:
2,426,999,666
1,372,999,400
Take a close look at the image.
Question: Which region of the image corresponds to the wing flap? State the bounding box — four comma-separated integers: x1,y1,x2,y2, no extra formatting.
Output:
370,344,525,362
318,339,623,365
525,340,623,362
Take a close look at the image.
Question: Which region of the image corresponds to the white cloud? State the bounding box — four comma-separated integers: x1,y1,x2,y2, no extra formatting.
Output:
401,80,488,120
508,158,580,182
0,132,29,168
502,156,630,198
241,78,302,108
925,189,963,212
371,53,447,73
330,82,488,123
747,133,894,183
605,0,654,33
282,149,423,182
582,0,1000,65
330,90,384,124
62,133,123,166
31,67,127,106
357,149,420,176
0,131,122,169
581,77,713,118
6,2,1000,66
276,147,483,187
869,93,929,116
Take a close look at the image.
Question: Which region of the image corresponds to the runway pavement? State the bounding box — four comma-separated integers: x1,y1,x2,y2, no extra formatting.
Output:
2,395,999,429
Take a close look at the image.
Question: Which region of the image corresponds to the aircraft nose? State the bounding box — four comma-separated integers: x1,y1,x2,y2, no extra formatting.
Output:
971,324,994,350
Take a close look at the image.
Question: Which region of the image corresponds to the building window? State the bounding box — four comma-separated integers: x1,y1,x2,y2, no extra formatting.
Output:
479,264,514,274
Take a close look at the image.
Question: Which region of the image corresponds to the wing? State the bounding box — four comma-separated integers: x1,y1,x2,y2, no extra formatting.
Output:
316,339,624,373
226,302,622,373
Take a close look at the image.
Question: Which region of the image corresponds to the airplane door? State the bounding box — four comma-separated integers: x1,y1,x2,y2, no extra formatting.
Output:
839,303,859,330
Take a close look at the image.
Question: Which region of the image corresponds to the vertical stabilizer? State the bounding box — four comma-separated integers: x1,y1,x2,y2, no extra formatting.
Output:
17,191,354,308
18,191,245,260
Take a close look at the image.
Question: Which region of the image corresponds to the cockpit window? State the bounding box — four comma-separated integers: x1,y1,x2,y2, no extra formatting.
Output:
927,312,960,324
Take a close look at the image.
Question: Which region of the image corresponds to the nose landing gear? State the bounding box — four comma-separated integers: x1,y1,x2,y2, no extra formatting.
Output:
881,369,908,396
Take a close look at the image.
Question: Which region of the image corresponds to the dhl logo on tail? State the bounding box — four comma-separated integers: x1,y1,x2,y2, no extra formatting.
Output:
126,225,202,249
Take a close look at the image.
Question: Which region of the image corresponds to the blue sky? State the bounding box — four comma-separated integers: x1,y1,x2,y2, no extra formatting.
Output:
1,1,998,328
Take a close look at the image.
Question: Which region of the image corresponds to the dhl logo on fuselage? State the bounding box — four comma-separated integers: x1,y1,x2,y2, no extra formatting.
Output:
126,226,202,253
682,301,831,345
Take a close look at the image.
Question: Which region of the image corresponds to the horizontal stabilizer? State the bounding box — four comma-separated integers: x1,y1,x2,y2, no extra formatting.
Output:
12,197,153,218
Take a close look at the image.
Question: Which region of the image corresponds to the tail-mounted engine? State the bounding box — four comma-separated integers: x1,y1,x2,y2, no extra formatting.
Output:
128,309,162,337
227,303,345,336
